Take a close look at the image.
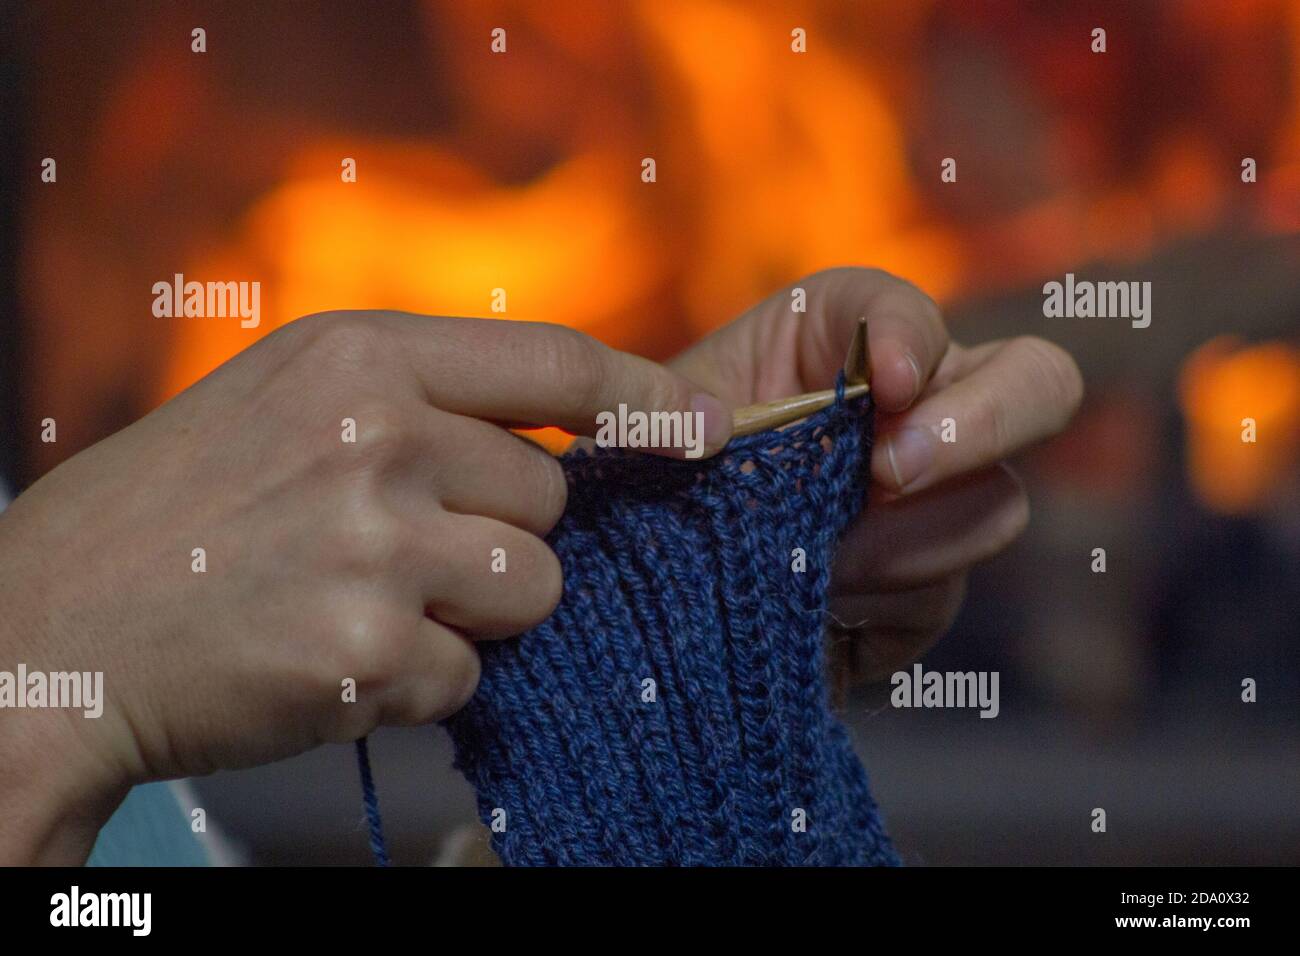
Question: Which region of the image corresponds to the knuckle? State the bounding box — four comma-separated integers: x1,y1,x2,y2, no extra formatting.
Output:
527,449,569,534
383,644,481,726
908,286,944,327
514,539,564,627
349,401,410,461
815,266,933,310
532,544,565,622
874,282,945,359
329,607,405,688
648,371,693,420
337,500,409,575
877,270,937,307
969,387,1013,456
542,326,607,415
273,310,338,341
300,312,384,368
875,288,941,332
814,265,890,286
1012,336,1085,422
436,640,481,717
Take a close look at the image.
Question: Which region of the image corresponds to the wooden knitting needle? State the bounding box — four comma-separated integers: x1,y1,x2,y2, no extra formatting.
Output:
730,316,871,438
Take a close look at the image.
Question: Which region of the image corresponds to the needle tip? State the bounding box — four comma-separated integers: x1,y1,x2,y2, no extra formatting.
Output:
844,316,870,387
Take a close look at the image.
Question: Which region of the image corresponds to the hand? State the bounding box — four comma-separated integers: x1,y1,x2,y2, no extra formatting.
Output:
669,267,1084,681
0,311,731,863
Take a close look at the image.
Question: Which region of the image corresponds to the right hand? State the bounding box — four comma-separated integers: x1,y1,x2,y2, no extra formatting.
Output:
0,311,731,863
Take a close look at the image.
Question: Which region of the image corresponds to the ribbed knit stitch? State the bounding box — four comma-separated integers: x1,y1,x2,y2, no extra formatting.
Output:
443,384,898,866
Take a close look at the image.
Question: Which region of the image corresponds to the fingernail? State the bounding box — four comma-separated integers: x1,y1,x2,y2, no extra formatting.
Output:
692,392,731,454
884,425,935,490
903,350,923,405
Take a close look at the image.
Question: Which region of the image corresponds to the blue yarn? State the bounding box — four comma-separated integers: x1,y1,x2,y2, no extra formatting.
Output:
440,379,898,865
354,736,390,866
354,377,896,865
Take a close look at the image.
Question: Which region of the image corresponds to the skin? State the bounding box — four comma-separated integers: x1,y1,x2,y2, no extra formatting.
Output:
671,268,1083,680
0,267,1081,865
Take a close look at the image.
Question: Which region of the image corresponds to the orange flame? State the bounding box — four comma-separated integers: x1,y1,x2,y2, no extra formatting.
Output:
1179,337,1300,513
150,0,1300,467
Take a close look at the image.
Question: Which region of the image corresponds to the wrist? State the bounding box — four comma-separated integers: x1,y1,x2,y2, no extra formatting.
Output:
0,510,135,864
0,708,131,864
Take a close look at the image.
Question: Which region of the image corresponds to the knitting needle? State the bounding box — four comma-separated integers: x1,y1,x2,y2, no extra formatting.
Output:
730,316,871,438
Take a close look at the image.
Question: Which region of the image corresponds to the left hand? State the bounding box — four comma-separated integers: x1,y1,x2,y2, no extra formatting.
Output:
669,267,1084,681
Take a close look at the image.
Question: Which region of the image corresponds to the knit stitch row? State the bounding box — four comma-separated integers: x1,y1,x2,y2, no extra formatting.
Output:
436,380,898,866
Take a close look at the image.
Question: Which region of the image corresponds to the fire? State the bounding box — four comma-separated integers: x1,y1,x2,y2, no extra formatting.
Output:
158,147,662,400
159,0,969,401
633,0,964,329
134,1,1300,482
1179,337,1300,514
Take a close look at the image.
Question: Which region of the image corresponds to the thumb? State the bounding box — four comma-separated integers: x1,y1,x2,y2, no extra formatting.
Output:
669,267,950,414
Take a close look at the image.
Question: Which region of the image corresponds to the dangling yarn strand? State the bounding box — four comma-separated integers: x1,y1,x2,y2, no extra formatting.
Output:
354,736,390,866
351,381,896,866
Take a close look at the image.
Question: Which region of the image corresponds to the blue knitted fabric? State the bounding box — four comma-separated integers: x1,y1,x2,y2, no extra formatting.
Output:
442,386,898,865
